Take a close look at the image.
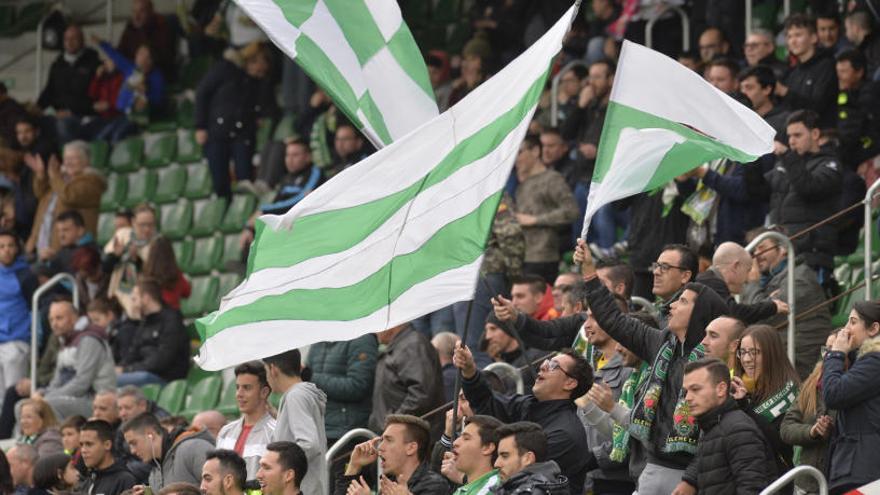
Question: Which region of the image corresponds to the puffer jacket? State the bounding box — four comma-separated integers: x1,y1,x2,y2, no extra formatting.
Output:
491,461,569,495
584,278,728,470
686,399,776,494
308,334,377,440
766,149,842,270
0,256,35,344
781,48,838,128
120,306,189,382
822,336,880,491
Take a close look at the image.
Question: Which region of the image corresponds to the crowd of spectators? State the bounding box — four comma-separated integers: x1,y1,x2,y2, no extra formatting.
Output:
0,1,879,495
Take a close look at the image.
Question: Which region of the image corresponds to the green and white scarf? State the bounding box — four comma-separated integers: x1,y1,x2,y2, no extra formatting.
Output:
753,380,798,422
610,361,650,462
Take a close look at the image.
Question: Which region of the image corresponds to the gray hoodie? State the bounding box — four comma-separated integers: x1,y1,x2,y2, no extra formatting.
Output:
148,427,215,489
273,381,328,495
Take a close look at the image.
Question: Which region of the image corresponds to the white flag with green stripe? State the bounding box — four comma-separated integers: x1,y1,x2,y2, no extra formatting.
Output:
580,40,776,238
234,0,438,147
194,5,578,371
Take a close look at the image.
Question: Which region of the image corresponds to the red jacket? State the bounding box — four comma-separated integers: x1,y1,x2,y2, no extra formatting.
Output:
161,271,191,310
88,71,123,119
532,285,559,321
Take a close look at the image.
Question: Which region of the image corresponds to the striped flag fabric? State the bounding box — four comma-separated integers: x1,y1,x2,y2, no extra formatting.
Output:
194,4,579,371
234,0,438,147
580,40,776,238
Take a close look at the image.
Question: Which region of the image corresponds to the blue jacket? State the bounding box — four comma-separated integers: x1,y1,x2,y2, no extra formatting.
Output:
701,159,768,247
99,41,165,113
0,257,35,344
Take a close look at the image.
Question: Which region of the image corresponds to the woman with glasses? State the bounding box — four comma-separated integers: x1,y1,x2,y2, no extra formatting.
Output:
780,331,839,495
822,300,880,495
731,325,800,476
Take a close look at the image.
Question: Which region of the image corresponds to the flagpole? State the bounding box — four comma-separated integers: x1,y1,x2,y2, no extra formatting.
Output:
449,298,474,441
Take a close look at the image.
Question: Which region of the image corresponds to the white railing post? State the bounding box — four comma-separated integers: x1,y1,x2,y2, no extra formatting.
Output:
759,465,827,495
746,232,796,364
631,296,662,321
865,178,880,300
105,0,113,40
550,60,589,128
745,0,753,36
31,273,79,397
323,428,378,495
645,4,690,53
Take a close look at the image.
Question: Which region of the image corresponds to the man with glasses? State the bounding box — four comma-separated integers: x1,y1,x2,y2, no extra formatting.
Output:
453,343,592,495
743,30,789,81
650,244,698,327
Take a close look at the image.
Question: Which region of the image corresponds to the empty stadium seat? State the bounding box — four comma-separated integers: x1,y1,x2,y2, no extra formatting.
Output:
141,383,161,402
100,173,126,212
172,238,194,273
160,199,193,240
176,129,201,164
123,169,157,208
190,197,227,236
217,272,242,299
220,194,256,233
188,235,223,275
180,375,223,421
108,136,144,173
97,212,116,246
144,132,178,168
89,140,110,170
182,276,219,318
217,380,238,417
156,379,188,415
184,162,213,199
219,235,244,271
154,165,187,204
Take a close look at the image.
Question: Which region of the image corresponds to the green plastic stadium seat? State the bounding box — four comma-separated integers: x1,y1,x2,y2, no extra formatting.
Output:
188,235,223,275
141,383,161,402
216,272,242,301
97,212,116,246
184,162,213,199
190,197,227,236
181,276,219,318
156,379,188,415
144,132,177,168
109,137,144,173
220,194,256,233
154,165,187,204
122,170,157,208
835,264,853,290
160,199,193,240
100,173,127,212
187,366,214,386
217,380,238,417
180,375,223,420
176,98,196,129
218,235,243,271
172,238,194,273
89,140,110,170
177,129,201,163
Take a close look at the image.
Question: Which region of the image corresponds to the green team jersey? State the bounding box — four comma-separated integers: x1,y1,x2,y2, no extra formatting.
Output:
452,469,500,495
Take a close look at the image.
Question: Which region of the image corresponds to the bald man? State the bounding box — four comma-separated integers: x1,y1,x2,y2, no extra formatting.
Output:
696,242,788,324
193,410,228,440
700,316,746,368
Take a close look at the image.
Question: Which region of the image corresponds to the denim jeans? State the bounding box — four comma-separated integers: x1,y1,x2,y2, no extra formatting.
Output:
204,135,255,201
589,203,630,249
117,371,166,387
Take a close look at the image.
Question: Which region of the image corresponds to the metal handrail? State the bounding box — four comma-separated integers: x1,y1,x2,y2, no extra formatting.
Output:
746,232,796,364
323,428,379,495
33,10,54,100
485,361,525,394
745,0,753,36
759,465,827,495
30,272,78,397
631,296,661,319
645,4,690,53
864,178,880,300
550,60,589,127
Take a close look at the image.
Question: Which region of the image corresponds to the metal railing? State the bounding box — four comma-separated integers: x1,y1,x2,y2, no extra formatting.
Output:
645,3,690,53
631,296,661,320
323,428,379,495
549,60,589,128
746,231,795,364
30,272,78,397
864,178,880,300
485,361,525,394
759,465,827,495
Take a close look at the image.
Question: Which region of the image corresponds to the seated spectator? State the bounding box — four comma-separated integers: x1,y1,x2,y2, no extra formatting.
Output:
192,411,226,440
122,413,214,489
140,236,189,310
777,15,838,128
835,49,880,167
116,279,190,386
195,42,276,201
731,325,800,474
117,0,176,79
216,362,276,480
780,332,837,495
8,444,36,495
200,449,246,495
24,141,106,257
508,275,558,321
259,140,325,215
117,386,168,424
817,12,852,55
91,39,165,143
0,230,36,392
326,124,367,177
83,57,124,139
681,358,777,493
822,300,880,494
448,415,502,494
368,324,444,437
18,399,63,457
742,229,832,378
492,422,569,495
0,82,26,148
73,246,110,309
78,420,137,495
339,415,448,495
12,116,56,163
87,298,126,364
0,334,60,441
59,415,85,455
104,204,157,317
454,344,591,494
264,349,326,495
37,25,100,144
257,442,309,495
32,453,78,493
37,210,96,274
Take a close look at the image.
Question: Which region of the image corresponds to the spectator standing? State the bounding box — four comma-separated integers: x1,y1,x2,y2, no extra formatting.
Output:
844,10,880,80
38,210,96,275
822,301,880,495
256,442,309,495
482,313,543,390
817,13,853,55
649,244,698,326
78,420,137,495
509,275,558,321
122,413,214,489
37,26,100,144
216,361,276,480
739,66,791,136
700,316,746,369
431,332,460,403
835,49,880,167
777,15,838,128
264,349,327,495
117,0,176,80
449,415,502,495
326,124,367,177
199,450,246,495
681,358,776,494
0,231,35,393
491,422,569,495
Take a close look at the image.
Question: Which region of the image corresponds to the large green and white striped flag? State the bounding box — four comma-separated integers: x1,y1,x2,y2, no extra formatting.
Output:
194,5,578,370
580,40,776,237
234,0,438,147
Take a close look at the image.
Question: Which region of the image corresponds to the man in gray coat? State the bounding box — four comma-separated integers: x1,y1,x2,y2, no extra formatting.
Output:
122,412,214,489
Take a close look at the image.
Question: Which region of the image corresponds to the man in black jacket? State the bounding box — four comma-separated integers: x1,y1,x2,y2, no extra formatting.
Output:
453,345,591,495
79,420,138,495
115,279,190,386
681,359,776,494
493,422,569,495
777,14,838,128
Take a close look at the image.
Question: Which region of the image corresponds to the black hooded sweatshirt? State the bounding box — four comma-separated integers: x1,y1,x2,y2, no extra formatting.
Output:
81,459,138,495
584,278,729,470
